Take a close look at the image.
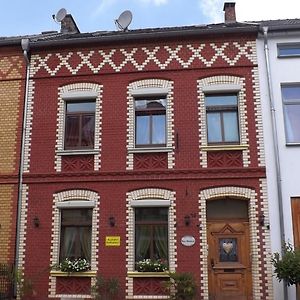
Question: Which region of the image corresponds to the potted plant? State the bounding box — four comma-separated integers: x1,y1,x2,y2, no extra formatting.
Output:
135,259,168,272
164,272,197,300
91,275,119,300
272,242,300,286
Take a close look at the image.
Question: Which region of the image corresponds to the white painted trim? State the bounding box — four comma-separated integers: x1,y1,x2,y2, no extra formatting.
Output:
202,84,242,93
130,199,171,207
56,200,96,208
61,91,98,100
56,150,99,156
130,87,169,96
128,147,173,153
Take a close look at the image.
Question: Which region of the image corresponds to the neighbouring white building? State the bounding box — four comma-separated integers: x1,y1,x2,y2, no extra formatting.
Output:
257,19,300,300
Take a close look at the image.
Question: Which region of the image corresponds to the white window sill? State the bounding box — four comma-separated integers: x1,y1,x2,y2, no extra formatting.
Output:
50,270,97,277
128,147,173,154
56,149,99,156
127,271,170,278
201,144,248,151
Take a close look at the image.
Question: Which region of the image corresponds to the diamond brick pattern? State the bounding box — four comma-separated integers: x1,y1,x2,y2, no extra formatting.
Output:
133,278,169,295
56,277,90,294
62,155,94,172
134,153,168,169
0,56,22,79
207,151,243,168
30,41,256,77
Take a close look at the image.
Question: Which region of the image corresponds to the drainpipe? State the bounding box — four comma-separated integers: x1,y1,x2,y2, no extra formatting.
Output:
14,38,30,296
262,26,288,300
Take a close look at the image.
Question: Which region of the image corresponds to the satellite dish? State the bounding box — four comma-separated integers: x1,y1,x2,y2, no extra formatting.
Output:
55,8,67,22
115,10,132,31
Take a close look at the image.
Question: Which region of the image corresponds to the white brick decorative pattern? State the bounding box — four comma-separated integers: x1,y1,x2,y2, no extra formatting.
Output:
197,76,250,167
126,79,175,170
198,186,262,300
23,80,35,173
17,184,29,270
125,188,177,299
252,67,265,167
259,178,273,300
29,41,257,77
48,189,100,299
55,83,103,172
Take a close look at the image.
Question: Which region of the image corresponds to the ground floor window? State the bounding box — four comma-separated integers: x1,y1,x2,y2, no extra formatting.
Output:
135,207,168,265
60,208,92,262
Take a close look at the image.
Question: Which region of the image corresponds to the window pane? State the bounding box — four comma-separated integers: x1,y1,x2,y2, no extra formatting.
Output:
81,115,95,147
135,99,167,110
136,207,168,222
207,112,222,143
152,115,166,144
282,86,300,103
135,225,151,261
67,101,95,113
154,225,168,260
279,46,300,57
205,95,237,106
223,112,239,142
60,209,92,262
284,105,300,143
65,115,80,148
136,116,150,145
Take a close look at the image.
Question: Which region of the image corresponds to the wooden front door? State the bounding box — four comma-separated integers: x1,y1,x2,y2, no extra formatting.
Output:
207,221,252,300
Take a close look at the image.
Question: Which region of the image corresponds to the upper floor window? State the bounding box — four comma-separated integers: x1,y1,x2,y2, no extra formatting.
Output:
278,44,300,57
205,94,239,144
60,208,92,262
135,97,166,147
282,85,300,143
65,101,95,150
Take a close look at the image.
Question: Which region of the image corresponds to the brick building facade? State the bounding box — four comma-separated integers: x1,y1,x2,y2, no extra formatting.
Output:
11,5,273,300
0,41,26,266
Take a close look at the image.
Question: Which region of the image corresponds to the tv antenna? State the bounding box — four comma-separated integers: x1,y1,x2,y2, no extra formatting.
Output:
52,8,67,23
115,10,132,31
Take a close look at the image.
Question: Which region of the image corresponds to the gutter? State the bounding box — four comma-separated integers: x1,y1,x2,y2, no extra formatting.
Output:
14,38,30,296
262,26,288,300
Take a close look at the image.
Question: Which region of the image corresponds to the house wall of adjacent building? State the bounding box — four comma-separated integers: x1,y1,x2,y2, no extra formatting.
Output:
257,32,300,300
18,33,274,299
0,48,25,265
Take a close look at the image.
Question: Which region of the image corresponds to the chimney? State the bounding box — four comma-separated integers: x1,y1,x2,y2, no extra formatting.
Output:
223,2,236,23
60,14,80,34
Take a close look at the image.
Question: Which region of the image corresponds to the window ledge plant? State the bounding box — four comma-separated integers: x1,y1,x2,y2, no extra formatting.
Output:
55,258,91,273
135,259,168,272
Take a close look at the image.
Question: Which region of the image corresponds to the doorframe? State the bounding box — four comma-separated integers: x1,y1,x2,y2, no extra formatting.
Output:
198,185,273,300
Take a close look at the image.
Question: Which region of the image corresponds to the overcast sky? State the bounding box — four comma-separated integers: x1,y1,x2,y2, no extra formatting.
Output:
0,0,300,37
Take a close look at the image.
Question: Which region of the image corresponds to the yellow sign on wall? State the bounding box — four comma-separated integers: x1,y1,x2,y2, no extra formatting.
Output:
105,236,121,247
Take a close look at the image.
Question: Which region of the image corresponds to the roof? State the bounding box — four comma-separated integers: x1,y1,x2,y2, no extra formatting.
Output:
0,21,258,48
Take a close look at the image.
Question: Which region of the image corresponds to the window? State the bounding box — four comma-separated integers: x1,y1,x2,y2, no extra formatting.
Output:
135,97,166,147
135,207,168,265
278,44,300,57
205,94,239,144
60,208,92,262
282,85,300,143
65,101,95,150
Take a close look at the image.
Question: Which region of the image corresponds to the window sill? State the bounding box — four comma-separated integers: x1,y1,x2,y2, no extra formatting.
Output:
56,149,99,156
286,143,300,146
127,271,170,278
128,147,173,154
201,144,248,151
50,270,97,277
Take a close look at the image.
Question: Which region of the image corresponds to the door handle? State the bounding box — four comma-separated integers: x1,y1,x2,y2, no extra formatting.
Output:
211,258,215,267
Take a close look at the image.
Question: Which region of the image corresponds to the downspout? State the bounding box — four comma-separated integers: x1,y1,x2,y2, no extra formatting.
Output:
262,26,288,300
14,38,30,295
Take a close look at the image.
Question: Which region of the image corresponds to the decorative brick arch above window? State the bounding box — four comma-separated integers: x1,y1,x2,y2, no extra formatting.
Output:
55,83,103,172
126,79,175,170
197,75,250,168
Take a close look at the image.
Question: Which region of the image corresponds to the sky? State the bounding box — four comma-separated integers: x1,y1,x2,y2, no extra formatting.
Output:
0,0,300,37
